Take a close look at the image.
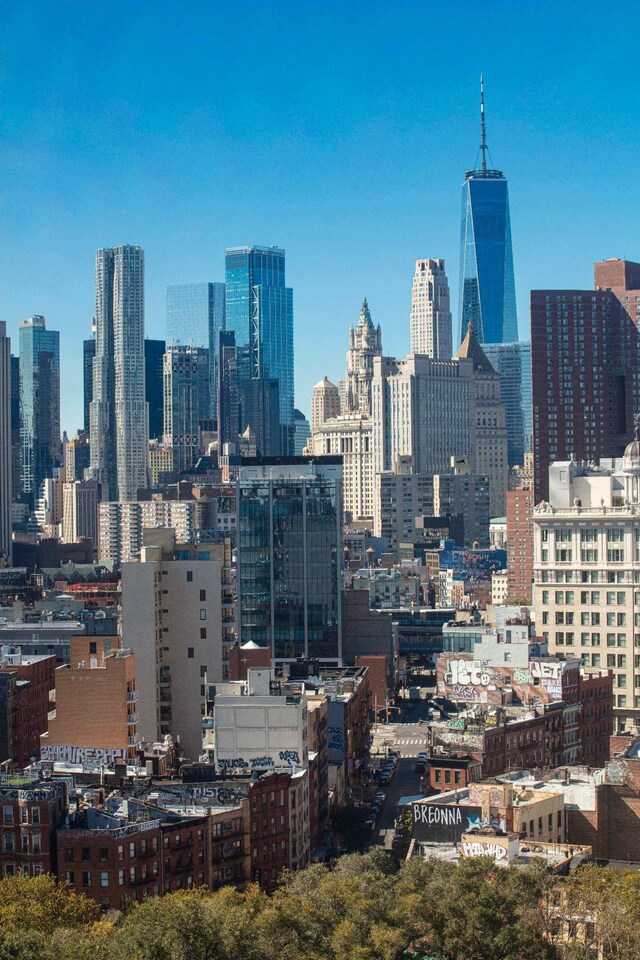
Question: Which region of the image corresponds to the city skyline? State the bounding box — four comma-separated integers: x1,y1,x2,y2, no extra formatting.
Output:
2,1,640,434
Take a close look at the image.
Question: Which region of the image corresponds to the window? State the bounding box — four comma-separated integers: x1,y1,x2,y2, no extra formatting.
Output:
118,870,124,886
118,845,124,861
100,872,109,888
200,628,206,639
187,571,193,582
89,642,97,655
2,806,13,825
129,842,136,858
32,835,41,855
199,590,206,602
64,847,73,863
82,872,91,888
82,847,90,863
188,647,194,659
100,847,109,863
199,610,206,621
66,871,75,885
2,836,14,853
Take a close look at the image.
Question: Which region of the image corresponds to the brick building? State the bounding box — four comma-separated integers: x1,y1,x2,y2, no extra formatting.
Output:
506,489,533,603
307,695,329,851
0,655,56,765
0,776,67,878
247,770,291,891
58,806,209,911
41,635,140,765
532,258,640,501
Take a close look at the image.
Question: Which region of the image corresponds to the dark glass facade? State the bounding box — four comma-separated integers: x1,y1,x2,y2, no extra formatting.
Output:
237,461,342,661
83,338,95,434
144,338,166,441
459,173,517,346
19,316,60,501
225,247,294,454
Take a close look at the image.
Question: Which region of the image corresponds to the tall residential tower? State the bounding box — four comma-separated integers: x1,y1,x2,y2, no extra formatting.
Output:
89,245,148,501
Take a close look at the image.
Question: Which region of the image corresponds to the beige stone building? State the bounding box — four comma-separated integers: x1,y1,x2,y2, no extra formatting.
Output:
534,452,640,731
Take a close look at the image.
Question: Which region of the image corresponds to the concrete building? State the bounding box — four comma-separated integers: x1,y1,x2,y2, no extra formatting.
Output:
213,669,308,774
98,500,195,564
41,635,139,764
61,481,99,547
434,459,491,548
491,570,508,604
148,440,174,488
306,414,372,522
373,456,434,551
351,567,420,609
533,452,640,732
121,529,224,761
0,323,11,565
507,488,534,602
372,328,507,516
89,245,148,501
490,516,507,550
64,430,91,483
311,377,340,433
456,325,508,516
409,258,452,359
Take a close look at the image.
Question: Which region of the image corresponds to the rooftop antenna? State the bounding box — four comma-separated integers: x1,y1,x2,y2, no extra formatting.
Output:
480,74,487,174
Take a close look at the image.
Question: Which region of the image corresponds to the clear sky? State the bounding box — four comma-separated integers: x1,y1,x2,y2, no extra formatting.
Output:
2,0,640,434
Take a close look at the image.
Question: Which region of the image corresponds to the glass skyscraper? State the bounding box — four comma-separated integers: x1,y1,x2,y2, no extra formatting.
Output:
237,459,343,662
166,282,225,418
19,316,60,501
459,80,517,346
483,341,532,467
225,246,294,454
144,338,166,440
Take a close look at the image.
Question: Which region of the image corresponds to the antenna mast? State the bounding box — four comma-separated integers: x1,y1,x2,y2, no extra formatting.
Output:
480,74,487,174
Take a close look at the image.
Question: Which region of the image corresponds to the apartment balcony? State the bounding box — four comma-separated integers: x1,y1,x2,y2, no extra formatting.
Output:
127,712,139,725
127,691,140,704
128,733,143,747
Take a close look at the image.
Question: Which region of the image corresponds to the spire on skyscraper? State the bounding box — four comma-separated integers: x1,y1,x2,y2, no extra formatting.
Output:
480,74,487,175
358,297,373,329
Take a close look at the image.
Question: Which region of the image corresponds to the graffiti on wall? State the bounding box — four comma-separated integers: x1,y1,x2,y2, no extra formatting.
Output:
40,744,126,765
461,839,509,861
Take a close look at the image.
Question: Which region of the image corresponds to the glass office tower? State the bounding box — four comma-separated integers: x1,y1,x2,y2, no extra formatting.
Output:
225,246,294,454
19,316,60,501
459,80,517,346
144,338,166,441
483,341,531,467
237,460,343,662
166,282,225,417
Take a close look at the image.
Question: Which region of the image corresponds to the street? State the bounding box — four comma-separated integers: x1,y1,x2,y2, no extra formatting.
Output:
368,701,430,849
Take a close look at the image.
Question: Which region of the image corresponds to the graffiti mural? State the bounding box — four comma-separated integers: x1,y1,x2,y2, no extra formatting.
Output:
40,744,126,765
278,750,300,766
461,839,509,861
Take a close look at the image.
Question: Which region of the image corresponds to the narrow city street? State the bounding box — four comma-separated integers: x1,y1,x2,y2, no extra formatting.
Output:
368,702,430,849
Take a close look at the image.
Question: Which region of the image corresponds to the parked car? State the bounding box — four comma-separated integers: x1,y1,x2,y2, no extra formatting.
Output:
373,790,385,802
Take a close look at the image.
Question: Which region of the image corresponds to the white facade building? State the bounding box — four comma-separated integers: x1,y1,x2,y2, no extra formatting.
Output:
306,414,372,522
62,480,99,546
533,451,640,731
409,258,452,359
98,500,195,563
213,668,308,774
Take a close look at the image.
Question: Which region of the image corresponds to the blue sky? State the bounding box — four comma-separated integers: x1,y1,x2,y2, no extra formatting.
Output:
1,0,640,433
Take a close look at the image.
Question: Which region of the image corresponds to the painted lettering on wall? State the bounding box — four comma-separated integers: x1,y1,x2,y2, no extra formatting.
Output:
41,744,126,765
530,660,562,681
327,725,344,752
413,804,462,827
461,840,508,861
444,660,492,688
250,756,274,768
278,750,300,765
218,757,249,769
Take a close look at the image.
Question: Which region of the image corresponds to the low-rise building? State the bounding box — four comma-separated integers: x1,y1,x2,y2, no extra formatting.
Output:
0,775,67,879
